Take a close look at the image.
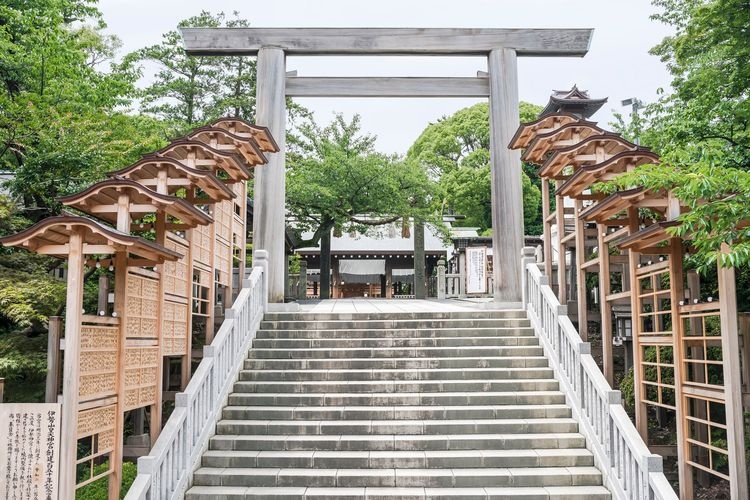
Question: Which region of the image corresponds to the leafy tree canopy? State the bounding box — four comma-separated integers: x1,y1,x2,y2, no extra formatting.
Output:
287,113,440,247
606,0,750,268
406,102,544,236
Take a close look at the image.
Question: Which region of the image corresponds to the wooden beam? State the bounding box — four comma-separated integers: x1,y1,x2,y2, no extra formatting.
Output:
717,245,749,500
59,229,84,500
285,77,490,97
181,27,594,56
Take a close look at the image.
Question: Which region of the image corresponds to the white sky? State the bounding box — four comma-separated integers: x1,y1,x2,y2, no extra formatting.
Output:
98,0,674,154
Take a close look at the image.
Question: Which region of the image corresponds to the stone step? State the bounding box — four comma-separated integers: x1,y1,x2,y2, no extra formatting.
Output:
251,336,540,349
243,356,550,370
238,367,554,382
246,345,544,359
200,448,596,469
260,318,531,331
186,484,611,499
226,391,567,407
222,404,573,421
231,379,560,394
255,327,535,339
262,310,527,322
193,465,603,488
208,433,587,452
215,418,579,436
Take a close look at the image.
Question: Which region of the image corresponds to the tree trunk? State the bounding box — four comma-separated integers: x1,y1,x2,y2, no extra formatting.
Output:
320,228,332,299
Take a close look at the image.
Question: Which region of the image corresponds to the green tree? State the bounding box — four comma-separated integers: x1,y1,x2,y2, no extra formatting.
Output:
132,11,248,132
287,114,439,296
407,102,544,235
0,0,167,220
603,0,750,270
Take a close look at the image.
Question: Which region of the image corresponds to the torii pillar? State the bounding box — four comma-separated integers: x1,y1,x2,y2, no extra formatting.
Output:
254,46,287,303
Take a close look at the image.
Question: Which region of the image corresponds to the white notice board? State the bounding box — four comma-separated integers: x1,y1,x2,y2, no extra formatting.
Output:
465,246,487,294
0,403,61,500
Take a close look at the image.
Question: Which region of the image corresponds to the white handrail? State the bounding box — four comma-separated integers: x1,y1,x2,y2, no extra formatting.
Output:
124,252,268,500
522,256,677,500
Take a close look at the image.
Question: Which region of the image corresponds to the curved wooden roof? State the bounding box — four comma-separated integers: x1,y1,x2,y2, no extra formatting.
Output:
210,117,279,153
188,126,268,166
59,178,213,228
579,187,648,223
521,120,605,164
0,215,182,262
109,157,234,203
508,112,582,150
156,139,252,182
539,133,644,179
556,150,660,198
617,220,681,252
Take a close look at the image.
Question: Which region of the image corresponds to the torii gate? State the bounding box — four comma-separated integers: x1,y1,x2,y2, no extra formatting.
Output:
182,27,594,303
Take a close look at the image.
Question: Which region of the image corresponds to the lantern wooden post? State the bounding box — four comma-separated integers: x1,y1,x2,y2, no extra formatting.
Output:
46,316,62,403
717,244,749,500
59,229,85,500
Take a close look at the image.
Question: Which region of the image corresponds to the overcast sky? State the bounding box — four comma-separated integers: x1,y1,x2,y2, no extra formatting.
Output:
98,0,674,154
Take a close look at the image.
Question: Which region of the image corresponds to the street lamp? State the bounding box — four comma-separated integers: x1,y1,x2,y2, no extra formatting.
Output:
621,97,644,145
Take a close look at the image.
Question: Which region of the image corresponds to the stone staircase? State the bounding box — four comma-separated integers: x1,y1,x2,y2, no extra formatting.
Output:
186,309,612,499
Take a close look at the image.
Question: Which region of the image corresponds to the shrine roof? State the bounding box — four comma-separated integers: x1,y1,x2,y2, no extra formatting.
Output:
187,126,268,166
108,156,234,203
540,85,608,118
58,178,213,228
539,133,644,179
156,139,252,182
508,112,582,150
0,215,182,262
210,117,280,153
521,120,605,164
617,220,681,252
555,150,660,198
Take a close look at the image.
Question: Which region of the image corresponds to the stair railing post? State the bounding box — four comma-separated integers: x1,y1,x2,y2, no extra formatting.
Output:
254,249,270,309
521,247,536,309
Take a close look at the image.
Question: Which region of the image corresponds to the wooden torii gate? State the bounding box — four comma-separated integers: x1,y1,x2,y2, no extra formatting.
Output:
0,119,278,499
511,113,748,499
181,27,595,303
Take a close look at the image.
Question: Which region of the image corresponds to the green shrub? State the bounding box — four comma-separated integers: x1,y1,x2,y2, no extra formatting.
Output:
76,461,137,500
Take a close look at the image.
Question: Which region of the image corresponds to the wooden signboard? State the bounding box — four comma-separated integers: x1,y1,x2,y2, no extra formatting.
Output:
0,403,61,500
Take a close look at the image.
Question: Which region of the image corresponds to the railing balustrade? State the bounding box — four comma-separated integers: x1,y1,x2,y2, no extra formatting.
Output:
522,256,677,500
125,253,268,500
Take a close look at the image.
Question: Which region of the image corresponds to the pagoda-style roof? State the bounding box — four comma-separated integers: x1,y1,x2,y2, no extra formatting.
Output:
556,150,660,198
110,157,234,203
58,179,213,228
156,139,252,182
617,220,681,252
210,117,280,153
508,112,582,150
580,187,647,223
539,134,643,179
540,85,608,119
521,120,605,164
0,215,182,263
187,126,268,166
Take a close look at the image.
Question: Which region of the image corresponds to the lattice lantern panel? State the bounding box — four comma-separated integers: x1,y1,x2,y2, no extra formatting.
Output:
214,199,232,243
77,323,119,402
162,299,189,356
125,272,159,338
163,234,190,298
636,261,677,410
192,220,212,266
123,346,159,411
215,240,231,287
